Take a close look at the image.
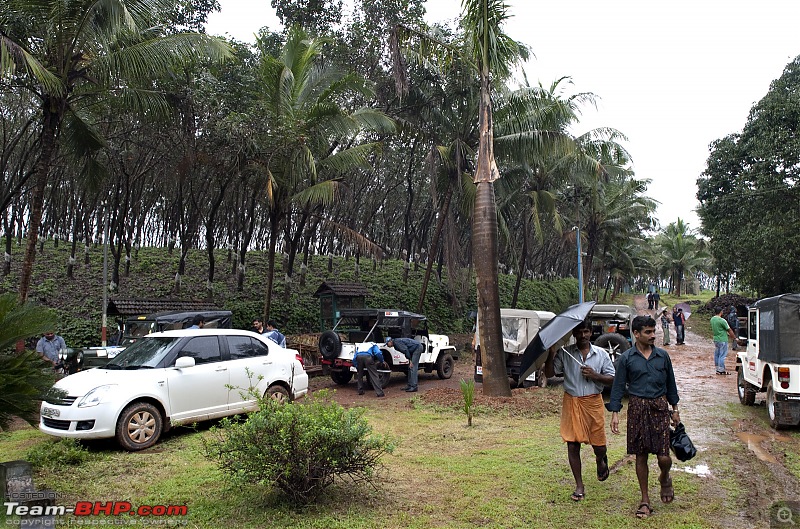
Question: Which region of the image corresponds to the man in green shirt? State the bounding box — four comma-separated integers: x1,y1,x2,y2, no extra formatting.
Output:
710,306,737,375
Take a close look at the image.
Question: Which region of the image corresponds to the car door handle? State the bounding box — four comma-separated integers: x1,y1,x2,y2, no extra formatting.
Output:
215,367,228,372
263,361,274,365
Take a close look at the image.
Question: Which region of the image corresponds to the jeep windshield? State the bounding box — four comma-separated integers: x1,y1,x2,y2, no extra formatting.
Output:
105,337,181,369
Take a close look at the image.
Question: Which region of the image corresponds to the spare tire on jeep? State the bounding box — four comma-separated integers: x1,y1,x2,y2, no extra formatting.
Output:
319,331,342,360
594,333,629,362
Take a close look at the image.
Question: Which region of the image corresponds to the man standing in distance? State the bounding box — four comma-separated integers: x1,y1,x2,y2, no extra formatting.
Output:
36,330,66,371
386,337,423,392
711,306,737,375
544,319,615,501
608,315,680,519
672,308,685,345
264,320,286,348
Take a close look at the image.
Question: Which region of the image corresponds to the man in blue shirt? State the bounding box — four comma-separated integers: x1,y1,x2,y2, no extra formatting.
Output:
608,315,680,519
544,319,615,502
36,331,66,371
386,337,424,392
264,320,286,348
352,343,385,397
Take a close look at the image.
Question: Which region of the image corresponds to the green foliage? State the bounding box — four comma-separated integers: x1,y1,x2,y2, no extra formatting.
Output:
0,350,61,430
698,55,800,295
203,389,395,505
55,310,100,349
0,294,61,429
460,378,475,426
26,438,90,469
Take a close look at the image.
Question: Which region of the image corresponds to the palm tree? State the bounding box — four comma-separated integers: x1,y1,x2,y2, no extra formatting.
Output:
461,0,529,396
253,27,395,320
0,0,231,302
392,1,527,395
656,219,709,296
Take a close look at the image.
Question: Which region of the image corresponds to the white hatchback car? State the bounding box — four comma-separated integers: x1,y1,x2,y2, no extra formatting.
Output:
39,329,308,451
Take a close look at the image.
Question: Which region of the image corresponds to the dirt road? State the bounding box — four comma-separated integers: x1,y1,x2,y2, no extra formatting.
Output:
640,296,800,528
309,296,800,527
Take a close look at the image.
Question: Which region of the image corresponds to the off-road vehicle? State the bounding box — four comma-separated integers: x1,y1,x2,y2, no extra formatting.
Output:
736,293,800,429
318,309,458,388
70,310,233,371
588,304,634,363
473,308,556,386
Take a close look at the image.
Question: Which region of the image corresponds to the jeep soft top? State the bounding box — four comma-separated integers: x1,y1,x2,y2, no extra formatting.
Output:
332,309,429,340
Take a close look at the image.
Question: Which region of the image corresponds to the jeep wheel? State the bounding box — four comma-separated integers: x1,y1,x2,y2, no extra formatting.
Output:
319,331,342,360
766,380,788,430
737,368,756,406
330,369,353,385
594,333,629,362
436,353,454,379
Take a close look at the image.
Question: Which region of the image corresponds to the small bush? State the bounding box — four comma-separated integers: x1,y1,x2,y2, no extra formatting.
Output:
203,389,395,505
27,438,90,468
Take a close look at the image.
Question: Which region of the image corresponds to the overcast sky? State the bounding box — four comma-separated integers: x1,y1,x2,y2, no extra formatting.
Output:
206,0,800,232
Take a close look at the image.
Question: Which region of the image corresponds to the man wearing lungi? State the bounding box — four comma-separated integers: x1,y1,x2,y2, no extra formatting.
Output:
608,315,680,519
545,319,615,502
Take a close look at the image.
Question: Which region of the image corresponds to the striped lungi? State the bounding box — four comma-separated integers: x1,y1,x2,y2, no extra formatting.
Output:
560,393,607,446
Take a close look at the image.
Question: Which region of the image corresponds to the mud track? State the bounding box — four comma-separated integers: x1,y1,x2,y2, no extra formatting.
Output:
308,295,800,527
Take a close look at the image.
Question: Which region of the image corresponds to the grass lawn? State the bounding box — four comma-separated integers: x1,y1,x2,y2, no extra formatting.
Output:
0,389,749,529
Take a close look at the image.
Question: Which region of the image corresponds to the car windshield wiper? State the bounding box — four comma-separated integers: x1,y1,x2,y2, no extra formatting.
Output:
104,363,123,370
124,365,155,370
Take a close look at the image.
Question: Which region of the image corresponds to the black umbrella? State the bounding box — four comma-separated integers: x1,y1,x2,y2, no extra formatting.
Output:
519,301,597,381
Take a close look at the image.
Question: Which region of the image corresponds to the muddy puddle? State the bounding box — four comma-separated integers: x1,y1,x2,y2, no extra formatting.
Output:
734,431,791,463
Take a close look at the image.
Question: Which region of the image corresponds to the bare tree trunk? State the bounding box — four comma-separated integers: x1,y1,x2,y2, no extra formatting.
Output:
19,108,59,302
263,212,281,321
417,189,452,313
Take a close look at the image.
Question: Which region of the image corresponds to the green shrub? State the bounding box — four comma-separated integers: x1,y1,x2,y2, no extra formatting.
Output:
203,389,395,505
26,438,90,468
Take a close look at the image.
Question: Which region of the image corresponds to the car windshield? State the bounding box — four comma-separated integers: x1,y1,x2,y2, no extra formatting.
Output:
105,337,180,369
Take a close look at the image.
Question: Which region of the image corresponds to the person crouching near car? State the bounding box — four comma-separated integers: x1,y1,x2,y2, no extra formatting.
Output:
544,319,615,502
385,337,423,392
352,343,385,397
608,315,680,519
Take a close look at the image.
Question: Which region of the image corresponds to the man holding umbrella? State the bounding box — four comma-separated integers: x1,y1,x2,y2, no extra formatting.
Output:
544,318,615,502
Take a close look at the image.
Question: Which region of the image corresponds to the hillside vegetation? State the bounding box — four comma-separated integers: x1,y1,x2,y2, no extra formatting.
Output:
0,239,578,347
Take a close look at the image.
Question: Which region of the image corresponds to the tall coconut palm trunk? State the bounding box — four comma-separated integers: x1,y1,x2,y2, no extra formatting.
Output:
474,72,509,397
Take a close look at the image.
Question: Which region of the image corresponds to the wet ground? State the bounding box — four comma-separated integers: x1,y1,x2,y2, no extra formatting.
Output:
309,295,800,527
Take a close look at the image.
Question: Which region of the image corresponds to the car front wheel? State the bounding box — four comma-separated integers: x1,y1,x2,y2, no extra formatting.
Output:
116,402,163,451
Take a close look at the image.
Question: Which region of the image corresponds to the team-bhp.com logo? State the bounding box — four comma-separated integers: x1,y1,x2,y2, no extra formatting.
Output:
5,500,188,524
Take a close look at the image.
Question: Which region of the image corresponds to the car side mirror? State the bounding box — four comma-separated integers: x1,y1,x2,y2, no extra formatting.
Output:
175,356,195,369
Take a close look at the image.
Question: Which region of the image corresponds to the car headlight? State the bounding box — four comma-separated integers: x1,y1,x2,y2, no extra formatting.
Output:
77,385,117,408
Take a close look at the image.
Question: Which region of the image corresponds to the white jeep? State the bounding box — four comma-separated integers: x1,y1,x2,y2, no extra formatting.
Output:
736,293,800,429
318,309,458,388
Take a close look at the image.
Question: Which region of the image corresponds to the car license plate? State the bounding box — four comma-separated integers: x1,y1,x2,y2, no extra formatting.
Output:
41,406,60,418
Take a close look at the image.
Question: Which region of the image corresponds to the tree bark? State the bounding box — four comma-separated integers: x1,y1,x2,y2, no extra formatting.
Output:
19,106,59,302
473,70,509,397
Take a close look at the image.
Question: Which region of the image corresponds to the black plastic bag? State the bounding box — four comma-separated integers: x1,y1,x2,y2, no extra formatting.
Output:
670,422,697,461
